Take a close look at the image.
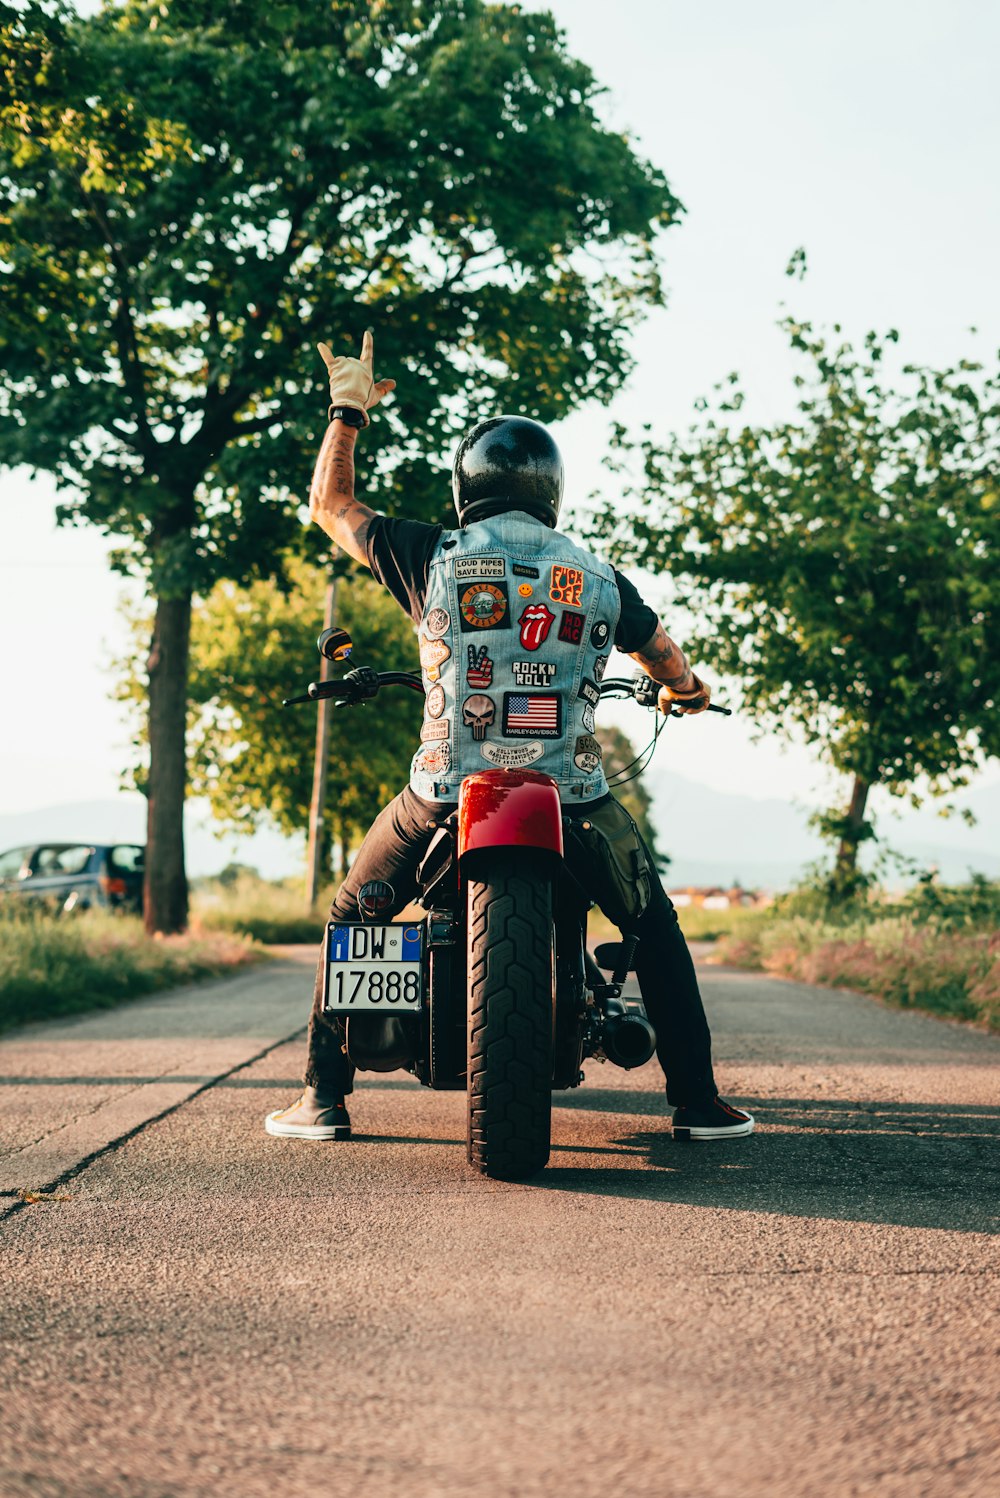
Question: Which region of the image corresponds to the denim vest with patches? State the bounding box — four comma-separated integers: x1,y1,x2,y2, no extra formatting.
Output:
409,511,620,804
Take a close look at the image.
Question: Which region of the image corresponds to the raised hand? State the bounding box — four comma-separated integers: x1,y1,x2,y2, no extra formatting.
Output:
317,329,396,426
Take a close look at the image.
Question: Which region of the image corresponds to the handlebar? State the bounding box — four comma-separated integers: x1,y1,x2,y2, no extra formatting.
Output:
285,667,730,716
282,668,423,708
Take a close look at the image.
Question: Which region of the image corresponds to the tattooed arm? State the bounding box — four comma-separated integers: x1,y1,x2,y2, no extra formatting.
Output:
629,621,712,715
308,420,378,567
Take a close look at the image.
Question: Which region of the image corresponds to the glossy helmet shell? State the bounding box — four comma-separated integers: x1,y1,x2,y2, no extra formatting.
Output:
452,416,564,528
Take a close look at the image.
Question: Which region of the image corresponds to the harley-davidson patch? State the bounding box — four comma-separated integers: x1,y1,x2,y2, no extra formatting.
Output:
558,610,585,645
480,740,545,768
466,645,494,689
591,619,611,650
573,734,603,775
549,564,585,608
459,581,510,631
512,562,540,579
419,637,451,682
518,603,555,651
512,660,556,688
502,692,561,739
425,682,446,719
422,606,450,639
455,556,504,580
420,718,450,742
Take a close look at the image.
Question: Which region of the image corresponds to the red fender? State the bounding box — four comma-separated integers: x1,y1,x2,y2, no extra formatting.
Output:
458,770,564,861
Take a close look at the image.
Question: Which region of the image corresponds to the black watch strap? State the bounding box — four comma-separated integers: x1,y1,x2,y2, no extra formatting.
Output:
328,405,366,428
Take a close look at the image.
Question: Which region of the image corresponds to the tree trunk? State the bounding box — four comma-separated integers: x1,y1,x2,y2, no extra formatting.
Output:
144,591,192,934
834,773,871,883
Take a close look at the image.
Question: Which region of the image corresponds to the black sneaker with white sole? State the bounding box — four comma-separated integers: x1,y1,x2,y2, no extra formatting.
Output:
264,1086,351,1140
672,1096,754,1141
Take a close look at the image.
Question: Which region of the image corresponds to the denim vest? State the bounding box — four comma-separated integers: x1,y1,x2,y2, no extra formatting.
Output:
410,511,621,803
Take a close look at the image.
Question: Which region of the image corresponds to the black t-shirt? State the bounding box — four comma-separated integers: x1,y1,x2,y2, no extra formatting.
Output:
365,516,658,653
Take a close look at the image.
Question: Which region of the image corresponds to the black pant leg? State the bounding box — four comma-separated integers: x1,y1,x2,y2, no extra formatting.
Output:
632,863,718,1106
303,787,453,1094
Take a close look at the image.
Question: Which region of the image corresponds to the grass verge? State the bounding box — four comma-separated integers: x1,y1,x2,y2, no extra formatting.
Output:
0,907,264,1032
193,874,331,945
718,912,999,1031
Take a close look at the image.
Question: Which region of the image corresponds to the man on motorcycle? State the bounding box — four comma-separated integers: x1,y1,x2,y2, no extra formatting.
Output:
265,332,754,1145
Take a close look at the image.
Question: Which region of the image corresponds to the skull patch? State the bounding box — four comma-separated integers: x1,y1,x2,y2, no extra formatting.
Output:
462,694,496,741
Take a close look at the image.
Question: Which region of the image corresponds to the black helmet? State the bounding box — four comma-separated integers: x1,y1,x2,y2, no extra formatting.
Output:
452,416,564,529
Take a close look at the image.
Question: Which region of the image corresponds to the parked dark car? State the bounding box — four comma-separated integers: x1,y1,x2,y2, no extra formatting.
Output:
0,843,145,915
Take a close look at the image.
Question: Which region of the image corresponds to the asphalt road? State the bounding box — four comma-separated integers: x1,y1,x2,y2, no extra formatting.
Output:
1,948,998,1498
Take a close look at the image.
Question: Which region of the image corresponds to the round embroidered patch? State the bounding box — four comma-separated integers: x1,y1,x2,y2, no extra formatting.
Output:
460,582,508,630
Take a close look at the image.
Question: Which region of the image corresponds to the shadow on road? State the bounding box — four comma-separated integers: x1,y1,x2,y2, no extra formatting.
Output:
530,1096,1000,1235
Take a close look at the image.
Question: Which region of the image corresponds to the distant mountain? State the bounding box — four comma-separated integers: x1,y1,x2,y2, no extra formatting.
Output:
1,774,996,891
647,770,999,889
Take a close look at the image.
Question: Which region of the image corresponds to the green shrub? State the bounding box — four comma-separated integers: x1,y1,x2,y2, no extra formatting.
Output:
0,906,262,1031
193,873,330,946
717,909,999,1031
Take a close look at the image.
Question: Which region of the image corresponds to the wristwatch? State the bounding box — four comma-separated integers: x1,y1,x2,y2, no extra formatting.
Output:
328,405,367,428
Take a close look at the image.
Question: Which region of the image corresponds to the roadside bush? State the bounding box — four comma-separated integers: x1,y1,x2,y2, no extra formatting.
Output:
193,873,331,946
0,906,262,1031
718,910,999,1030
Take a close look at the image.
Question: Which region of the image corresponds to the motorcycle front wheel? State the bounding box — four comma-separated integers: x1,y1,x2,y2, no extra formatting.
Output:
466,851,554,1180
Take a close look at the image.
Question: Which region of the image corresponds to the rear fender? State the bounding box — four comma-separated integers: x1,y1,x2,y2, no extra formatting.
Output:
458,770,564,874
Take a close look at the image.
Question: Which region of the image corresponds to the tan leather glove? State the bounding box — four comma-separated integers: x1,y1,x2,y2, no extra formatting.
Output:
657,674,711,715
317,329,396,426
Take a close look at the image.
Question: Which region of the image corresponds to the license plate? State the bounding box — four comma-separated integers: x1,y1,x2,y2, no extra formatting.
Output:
323,923,424,1012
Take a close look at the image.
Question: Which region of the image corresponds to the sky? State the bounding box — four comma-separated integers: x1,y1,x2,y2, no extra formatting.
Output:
2,0,998,847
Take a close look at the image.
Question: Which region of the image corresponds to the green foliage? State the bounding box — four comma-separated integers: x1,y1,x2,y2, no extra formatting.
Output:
718,910,999,1031
194,872,331,945
595,722,668,872
596,319,999,875
0,904,262,1031
117,559,423,863
1,0,679,591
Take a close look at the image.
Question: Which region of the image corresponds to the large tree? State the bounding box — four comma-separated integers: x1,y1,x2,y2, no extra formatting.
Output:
597,320,998,892
0,0,679,931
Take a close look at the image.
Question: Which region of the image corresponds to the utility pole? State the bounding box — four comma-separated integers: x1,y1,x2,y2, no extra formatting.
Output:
305,574,337,909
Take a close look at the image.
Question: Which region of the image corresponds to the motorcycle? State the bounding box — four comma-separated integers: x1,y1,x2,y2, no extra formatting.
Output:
285,627,728,1181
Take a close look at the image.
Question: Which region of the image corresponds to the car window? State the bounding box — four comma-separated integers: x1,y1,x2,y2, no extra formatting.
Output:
109,845,145,875
0,846,28,880
32,845,94,877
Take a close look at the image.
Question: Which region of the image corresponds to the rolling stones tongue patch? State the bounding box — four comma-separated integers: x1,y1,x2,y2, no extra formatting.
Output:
466,645,494,689
459,581,510,631
518,603,555,651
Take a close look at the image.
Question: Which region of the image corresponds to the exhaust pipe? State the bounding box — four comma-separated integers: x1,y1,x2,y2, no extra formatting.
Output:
601,1010,656,1070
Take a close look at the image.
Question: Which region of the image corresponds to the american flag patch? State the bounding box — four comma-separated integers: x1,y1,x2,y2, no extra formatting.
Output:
502,692,562,738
